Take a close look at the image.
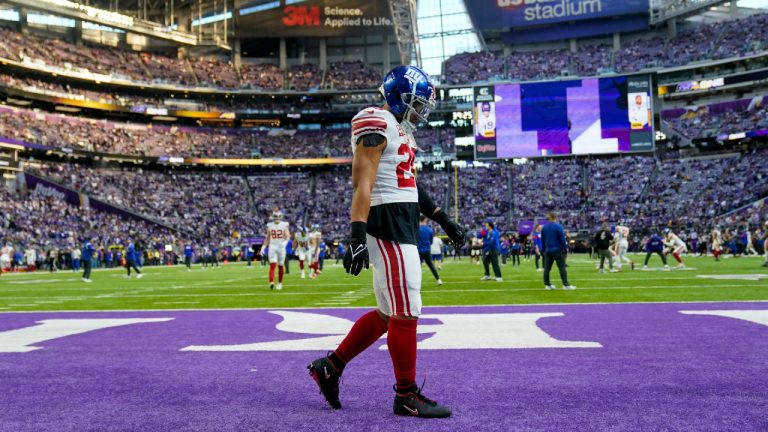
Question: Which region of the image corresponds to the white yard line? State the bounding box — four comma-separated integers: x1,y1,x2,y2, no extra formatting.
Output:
1,299,767,314
153,301,201,305
1,282,766,303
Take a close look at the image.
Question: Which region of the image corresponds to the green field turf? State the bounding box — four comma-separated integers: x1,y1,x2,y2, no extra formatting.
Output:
0,254,766,312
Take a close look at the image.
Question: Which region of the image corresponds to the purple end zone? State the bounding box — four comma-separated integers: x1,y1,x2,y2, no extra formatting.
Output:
1,302,767,432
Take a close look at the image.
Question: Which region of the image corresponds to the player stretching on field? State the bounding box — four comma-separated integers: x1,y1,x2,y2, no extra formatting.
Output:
294,227,310,279
613,224,635,271
307,225,322,279
308,66,465,418
663,228,686,269
264,210,289,290
711,226,723,261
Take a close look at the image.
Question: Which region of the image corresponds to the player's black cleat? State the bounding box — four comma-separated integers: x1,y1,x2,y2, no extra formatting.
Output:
308,355,342,409
393,382,452,418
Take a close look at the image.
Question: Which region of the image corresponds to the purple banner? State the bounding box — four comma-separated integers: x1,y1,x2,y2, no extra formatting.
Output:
502,16,649,44
23,172,83,207
470,0,649,30
518,218,549,235
24,172,176,230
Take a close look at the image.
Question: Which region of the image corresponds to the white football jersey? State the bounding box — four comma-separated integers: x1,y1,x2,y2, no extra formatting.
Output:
309,231,322,250
616,225,630,245
665,233,684,248
350,107,418,207
295,232,309,249
267,221,289,248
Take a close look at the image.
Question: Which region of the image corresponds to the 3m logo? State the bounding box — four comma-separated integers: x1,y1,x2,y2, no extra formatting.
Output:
283,6,320,26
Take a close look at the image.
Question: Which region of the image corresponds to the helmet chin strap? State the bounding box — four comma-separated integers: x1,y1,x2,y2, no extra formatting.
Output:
400,116,416,134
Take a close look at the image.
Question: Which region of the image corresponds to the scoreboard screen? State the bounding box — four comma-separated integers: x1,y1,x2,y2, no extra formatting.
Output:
474,75,654,159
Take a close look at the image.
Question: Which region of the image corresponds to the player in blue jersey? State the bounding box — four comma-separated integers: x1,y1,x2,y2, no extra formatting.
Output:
418,215,442,285
643,231,669,269
480,221,503,281
210,244,220,268
509,235,521,266
183,242,194,271
532,224,543,272
81,238,95,283
125,239,143,279
541,212,575,290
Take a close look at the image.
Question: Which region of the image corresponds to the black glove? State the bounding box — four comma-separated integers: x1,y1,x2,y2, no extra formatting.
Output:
343,222,369,276
433,210,466,249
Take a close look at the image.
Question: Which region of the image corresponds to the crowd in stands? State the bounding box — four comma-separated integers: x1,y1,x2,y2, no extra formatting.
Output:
287,63,322,91
0,72,380,113
443,51,504,85
326,60,382,90
0,26,384,91
247,173,309,231
443,13,768,84
449,148,768,236
2,12,767,91
29,163,259,244
239,63,284,90
512,159,584,229
2,146,766,268
663,96,768,139
0,186,177,254
191,57,241,89
0,104,456,158
583,155,654,228
451,165,512,233
0,73,161,106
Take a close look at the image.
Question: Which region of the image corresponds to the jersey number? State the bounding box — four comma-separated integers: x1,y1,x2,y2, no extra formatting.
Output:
271,230,283,239
396,144,416,189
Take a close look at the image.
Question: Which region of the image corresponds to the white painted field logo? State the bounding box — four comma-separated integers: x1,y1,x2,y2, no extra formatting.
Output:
181,311,602,352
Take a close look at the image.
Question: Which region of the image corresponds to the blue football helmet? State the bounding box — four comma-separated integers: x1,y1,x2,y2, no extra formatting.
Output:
381,65,436,131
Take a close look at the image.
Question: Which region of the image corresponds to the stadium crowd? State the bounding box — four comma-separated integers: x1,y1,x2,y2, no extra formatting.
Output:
29,163,259,242
443,13,768,84
0,26,389,91
663,96,768,139
0,104,455,158
2,145,767,273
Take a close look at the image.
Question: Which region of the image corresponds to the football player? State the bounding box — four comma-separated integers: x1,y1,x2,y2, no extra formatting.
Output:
613,224,635,271
307,224,322,279
264,210,289,290
294,226,310,279
663,228,687,269
307,66,465,418
711,225,722,261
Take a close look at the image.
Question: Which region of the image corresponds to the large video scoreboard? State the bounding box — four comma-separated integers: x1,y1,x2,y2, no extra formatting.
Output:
473,74,655,159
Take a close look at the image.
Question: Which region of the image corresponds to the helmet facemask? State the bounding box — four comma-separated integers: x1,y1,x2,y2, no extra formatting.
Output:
400,92,435,133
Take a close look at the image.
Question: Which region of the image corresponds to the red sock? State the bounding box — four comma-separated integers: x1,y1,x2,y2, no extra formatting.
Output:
332,310,388,368
269,263,276,282
299,260,304,270
387,318,418,391
278,266,284,282
673,253,682,263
